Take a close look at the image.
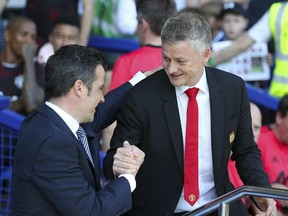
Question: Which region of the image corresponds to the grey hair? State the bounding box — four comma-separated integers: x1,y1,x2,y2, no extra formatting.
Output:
161,13,212,54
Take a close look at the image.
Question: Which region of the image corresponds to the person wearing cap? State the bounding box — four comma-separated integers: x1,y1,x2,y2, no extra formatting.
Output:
220,2,248,41
211,2,288,99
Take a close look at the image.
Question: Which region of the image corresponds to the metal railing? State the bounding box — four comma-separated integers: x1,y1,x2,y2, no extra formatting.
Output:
0,96,25,216
184,186,288,216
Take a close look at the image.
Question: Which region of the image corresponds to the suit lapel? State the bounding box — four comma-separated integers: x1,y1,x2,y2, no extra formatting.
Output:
162,79,184,172
81,123,101,189
206,68,225,180
39,104,99,189
39,104,74,136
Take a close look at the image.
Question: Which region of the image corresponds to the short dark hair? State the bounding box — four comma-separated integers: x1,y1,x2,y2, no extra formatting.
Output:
45,45,107,100
136,0,177,36
52,16,81,31
5,16,35,31
278,94,288,117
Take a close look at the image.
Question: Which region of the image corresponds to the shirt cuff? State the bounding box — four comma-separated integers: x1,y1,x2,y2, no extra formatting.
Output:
129,71,146,86
119,174,136,192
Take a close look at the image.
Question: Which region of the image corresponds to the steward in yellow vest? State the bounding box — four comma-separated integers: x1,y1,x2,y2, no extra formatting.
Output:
269,2,288,98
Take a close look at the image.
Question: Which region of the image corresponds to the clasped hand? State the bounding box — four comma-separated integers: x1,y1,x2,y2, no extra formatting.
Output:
253,197,277,216
113,141,145,178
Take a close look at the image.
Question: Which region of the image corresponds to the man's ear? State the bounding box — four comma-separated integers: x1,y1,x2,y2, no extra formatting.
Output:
141,19,149,32
275,111,283,125
73,79,84,96
244,18,249,30
4,30,11,42
203,48,212,64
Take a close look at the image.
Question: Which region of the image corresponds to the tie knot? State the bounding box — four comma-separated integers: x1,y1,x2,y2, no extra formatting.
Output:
76,126,86,138
185,88,199,100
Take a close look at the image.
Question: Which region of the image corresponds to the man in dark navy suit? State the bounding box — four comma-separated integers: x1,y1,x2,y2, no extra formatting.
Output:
11,44,146,216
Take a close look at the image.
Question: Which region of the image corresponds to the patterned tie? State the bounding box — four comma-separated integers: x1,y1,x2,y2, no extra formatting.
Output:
184,88,199,206
76,126,94,167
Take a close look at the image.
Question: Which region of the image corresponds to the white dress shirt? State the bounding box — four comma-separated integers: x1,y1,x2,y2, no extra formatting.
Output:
174,69,217,212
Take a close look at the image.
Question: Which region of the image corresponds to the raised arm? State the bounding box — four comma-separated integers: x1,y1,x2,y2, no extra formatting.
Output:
79,0,94,45
21,43,44,113
212,32,255,65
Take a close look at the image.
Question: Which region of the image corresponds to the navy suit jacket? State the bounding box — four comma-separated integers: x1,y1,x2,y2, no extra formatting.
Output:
104,68,271,216
11,82,132,216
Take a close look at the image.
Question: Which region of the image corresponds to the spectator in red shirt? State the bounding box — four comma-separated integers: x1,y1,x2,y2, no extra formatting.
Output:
258,94,288,216
108,0,177,91
100,0,177,152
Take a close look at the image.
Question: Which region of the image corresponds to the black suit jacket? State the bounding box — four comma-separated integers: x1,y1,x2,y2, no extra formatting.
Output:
11,82,132,216
104,68,270,216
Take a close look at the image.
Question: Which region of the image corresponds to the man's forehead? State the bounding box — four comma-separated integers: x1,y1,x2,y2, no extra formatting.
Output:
53,24,79,31
11,20,36,31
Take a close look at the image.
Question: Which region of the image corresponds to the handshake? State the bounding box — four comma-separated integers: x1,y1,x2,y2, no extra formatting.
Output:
112,141,145,177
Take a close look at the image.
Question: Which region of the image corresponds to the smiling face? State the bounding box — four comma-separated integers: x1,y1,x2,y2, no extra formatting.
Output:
162,41,211,87
79,65,105,123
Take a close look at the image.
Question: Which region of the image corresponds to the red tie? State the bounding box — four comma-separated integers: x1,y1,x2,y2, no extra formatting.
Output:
184,88,199,206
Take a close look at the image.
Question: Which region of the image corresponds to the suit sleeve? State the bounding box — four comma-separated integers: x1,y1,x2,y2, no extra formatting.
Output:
88,82,132,133
31,135,132,216
103,89,143,179
232,80,270,187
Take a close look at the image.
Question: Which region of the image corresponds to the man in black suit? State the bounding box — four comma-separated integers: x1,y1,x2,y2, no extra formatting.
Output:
103,13,277,216
11,45,145,216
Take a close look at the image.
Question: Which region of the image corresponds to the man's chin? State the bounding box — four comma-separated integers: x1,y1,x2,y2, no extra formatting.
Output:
169,79,183,87
89,116,94,123
82,116,94,124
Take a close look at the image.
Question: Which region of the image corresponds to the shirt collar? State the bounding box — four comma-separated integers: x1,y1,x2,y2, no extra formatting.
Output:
45,101,79,137
175,68,208,97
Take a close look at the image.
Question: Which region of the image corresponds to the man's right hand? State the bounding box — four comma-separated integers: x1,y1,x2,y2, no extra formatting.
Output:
112,141,145,177
22,42,38,61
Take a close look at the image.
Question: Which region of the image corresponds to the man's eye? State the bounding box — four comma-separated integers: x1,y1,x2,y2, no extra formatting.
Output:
163,57,170,62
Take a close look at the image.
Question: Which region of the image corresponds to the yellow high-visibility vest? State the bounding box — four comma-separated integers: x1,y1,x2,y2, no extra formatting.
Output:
269,2,288,98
